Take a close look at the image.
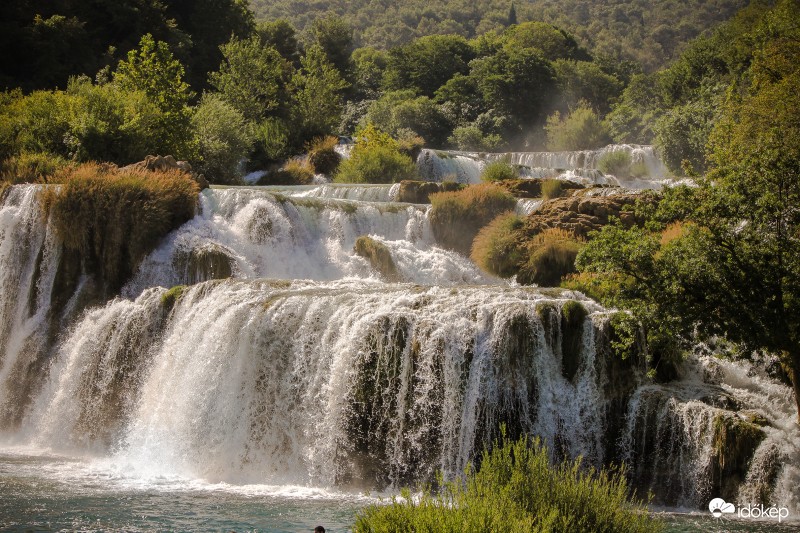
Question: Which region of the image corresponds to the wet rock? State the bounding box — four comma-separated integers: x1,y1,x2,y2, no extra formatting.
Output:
354,236,401,282
395,180,463,204
173,243,234,284
712,414,767,501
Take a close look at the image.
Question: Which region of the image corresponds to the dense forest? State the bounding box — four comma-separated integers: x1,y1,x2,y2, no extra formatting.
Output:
1,0,771,188
249,0,747,71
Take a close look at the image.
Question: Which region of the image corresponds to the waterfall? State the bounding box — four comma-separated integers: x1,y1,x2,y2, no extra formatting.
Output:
19,280,616,488
0,182,798,515
123,187,490,296
416,144,671,188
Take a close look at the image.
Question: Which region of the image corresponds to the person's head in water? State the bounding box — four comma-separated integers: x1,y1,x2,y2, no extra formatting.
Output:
314,527,325,533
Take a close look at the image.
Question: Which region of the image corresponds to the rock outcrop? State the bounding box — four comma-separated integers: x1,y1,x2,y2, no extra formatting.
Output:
522,192,653,239
396,180,464,204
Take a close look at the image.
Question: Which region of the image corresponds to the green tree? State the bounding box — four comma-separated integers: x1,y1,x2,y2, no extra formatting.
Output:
383,35,475,96
471,48,557,128
257,19,300,62
545,103,611,151
502,21,588,61
114,33,192,116
366,90,451,147
308,14,354,79
164,0,255,91
192,93,253,183
352,47,389,98
577,0,800,420
112,33,194,158
292,44,349,140
209,35,293,123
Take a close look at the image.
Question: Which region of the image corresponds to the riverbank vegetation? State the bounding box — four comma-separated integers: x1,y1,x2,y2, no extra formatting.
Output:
354,433,661,532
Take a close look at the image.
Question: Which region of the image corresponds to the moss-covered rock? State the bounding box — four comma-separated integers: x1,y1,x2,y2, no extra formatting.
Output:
354,236,401,282
42,163,199,297
307,136,341,175
161,285,188,311
395,180,464,204
711,415,767,501
494,178,583,199
560,301,587,382
470,212,525,278
517,229,583,287
521,192,651,240
174,243,234,284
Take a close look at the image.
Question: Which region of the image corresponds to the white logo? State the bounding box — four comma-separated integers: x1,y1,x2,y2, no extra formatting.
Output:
709,498,790,522
708,498,735,517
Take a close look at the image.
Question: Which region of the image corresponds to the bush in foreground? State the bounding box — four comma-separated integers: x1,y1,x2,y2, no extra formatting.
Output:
354,433,661,533
42,163,199,294
429,183,517,254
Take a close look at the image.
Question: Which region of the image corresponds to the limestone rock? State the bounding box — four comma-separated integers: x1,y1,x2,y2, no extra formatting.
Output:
522,192,653,239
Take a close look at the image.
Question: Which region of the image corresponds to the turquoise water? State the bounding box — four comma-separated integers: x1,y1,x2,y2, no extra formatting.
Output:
1,451,796,532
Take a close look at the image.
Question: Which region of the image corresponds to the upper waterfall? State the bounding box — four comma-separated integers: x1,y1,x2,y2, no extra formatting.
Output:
123,187,492,297
416,144,671,188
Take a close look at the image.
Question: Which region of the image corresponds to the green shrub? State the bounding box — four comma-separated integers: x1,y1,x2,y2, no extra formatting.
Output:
541,179,564,200
598,151,632,177
429,183,517,254
307,135,341,175
545,103,612,151
334,124,417,184
250,117,294,168
518,228,584,286
395,128,426,159
354,235,401,281
480,160,517,182
597,151,649,179
354,433,662,533
192,94,253,184
448,125,503,152
470,212,525,277
42,163,199,295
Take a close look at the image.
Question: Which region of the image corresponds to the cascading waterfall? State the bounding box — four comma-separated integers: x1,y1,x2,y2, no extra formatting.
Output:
123,187,489,297
416,144,672,188
0,182,798,518
20,280,619,489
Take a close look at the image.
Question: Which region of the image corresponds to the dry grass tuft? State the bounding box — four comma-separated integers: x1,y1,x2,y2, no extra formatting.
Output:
42,162,199,294
429,183,517,254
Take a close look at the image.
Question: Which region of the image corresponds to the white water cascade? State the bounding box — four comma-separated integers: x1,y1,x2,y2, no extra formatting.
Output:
0,183,798,517
416,144,672,189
